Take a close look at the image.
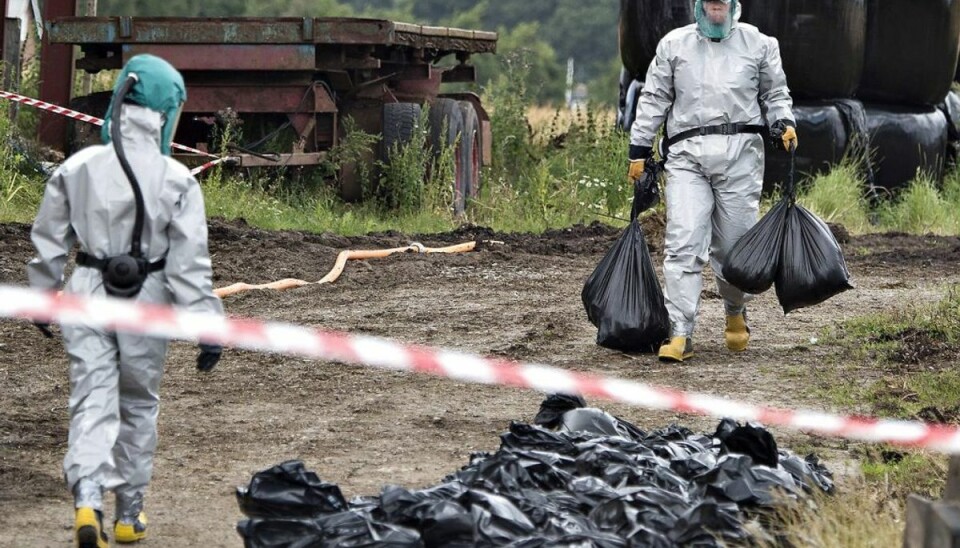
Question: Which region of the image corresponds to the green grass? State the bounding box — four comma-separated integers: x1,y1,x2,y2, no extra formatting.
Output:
765,288,960,546
876,173,960,235
798,159,872,233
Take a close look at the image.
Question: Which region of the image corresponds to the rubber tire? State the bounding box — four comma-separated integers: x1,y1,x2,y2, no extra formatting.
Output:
380,102,422,164
380,102,422,208
428,98,467,213
458,101,482,207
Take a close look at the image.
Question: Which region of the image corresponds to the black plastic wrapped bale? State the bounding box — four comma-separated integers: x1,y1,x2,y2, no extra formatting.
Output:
619,0,695,80
762,101,849,196
617,71,644,132
721,199,789,294
775,203,854,314
740,0,866,99
941,91,960,166
859,0,960,106
865,104,949,191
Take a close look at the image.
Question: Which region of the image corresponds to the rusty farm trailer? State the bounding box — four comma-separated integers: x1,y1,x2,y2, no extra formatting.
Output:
42,16,498,211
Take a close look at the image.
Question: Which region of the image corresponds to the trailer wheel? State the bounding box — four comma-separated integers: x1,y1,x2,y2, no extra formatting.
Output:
429,98,467,213
458,101,482,207
380,102,422,164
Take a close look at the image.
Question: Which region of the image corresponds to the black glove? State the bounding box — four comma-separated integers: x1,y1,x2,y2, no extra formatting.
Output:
197,344,223,372
34,322,54,339
769,119,798,151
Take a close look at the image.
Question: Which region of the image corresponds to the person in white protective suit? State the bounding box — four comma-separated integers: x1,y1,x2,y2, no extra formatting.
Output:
627,0,797,362
27,54,223,547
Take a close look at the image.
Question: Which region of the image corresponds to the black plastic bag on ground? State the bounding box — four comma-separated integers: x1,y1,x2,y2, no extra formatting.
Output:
775,203,854,313
715,418,779,468
236,513,423,548
721,199,789,294
581,174,669,353
236,460,348,519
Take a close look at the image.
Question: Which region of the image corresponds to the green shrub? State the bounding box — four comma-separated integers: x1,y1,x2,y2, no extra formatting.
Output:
877,174,958,235
0,103,46,223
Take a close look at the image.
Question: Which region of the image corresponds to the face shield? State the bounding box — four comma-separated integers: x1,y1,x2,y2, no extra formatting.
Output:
162,102,185,155
695,0,740,41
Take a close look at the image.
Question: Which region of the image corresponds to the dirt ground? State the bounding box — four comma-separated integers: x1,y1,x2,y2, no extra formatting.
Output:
2,216,959,546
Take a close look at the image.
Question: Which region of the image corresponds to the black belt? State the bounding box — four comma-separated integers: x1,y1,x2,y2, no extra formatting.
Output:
76,251,166,273
665,123,765,149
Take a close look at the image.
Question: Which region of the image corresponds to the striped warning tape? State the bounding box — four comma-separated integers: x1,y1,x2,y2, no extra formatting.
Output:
189,156,239,176
2,283,959,453
0,89,218,158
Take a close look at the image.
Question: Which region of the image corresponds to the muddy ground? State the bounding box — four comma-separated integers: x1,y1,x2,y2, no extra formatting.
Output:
1,216,959,546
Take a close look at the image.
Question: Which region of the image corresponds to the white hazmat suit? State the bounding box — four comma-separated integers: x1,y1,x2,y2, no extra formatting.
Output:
27,102,223,518
629,4,794,339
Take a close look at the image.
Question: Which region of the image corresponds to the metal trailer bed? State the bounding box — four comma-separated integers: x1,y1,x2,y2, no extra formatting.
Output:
43,16,497,203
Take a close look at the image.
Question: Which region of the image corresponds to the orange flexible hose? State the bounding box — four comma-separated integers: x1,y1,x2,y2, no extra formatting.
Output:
214,241,478,298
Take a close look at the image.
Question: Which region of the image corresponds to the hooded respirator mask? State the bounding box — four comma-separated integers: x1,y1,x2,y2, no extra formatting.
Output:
81,55,186,298
695,0,740,41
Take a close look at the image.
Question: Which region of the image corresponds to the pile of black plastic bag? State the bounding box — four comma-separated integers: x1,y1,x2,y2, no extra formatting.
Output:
236,397,833,547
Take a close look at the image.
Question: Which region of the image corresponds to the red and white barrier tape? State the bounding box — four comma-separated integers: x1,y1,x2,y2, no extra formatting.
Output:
0,90,218,158
3,283,960,453
190,156,237,176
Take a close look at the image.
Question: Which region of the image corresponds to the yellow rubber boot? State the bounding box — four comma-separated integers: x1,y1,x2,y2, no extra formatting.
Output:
658,337,693,362
725,313,750,352
75,507,108,548
114,512,148,543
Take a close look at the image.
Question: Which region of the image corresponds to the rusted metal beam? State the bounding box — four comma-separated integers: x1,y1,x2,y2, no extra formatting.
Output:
39,0,78,151
122,44,317,71
48,17,497,53
184,85,316,114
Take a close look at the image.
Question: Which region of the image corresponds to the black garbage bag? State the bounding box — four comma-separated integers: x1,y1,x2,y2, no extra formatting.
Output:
779,453,836,495
670,501,745,546
236,460,348,519
236,513,423,548
499,422,581,455
715,419,779,468
507,532,629,548
238,410,835,547
697,455,801,507
461,489,538,546
236,517,326,548
417,500,474,547
534,394,587,429
581,170,669,353
720,199,789,294
775,202,854,313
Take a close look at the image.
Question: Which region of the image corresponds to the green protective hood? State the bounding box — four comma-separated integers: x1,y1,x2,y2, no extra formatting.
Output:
695,0,740,41
101,54,186,156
